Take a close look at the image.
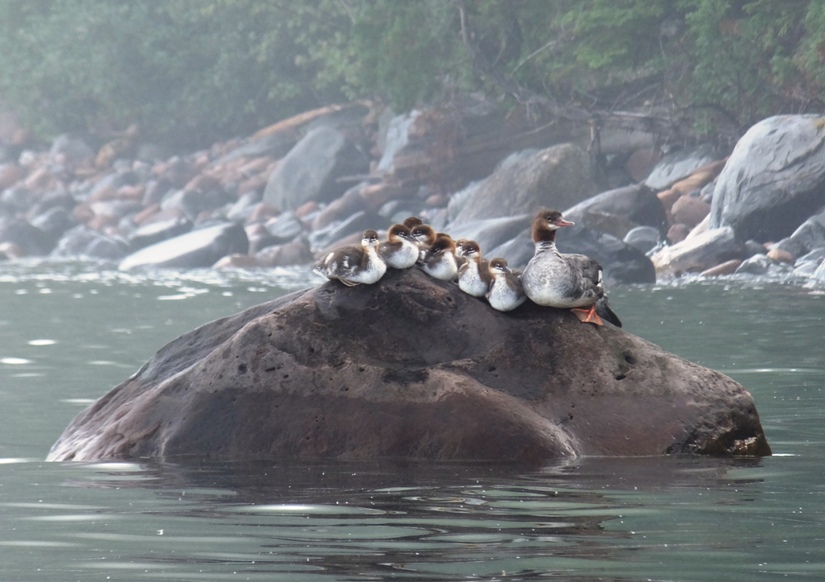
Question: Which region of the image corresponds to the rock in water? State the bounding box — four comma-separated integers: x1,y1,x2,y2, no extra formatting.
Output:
48,269,770,462
118,222,248,270
710,115,825,242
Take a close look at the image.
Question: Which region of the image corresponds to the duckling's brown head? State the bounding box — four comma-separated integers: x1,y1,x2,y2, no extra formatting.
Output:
488,257,510,273
410,224,436,246
361,229,381,247
387,223,412,242
429,234,456,255
458,240,481,258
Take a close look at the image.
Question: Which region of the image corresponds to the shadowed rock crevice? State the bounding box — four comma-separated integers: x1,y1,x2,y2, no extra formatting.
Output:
48,268,770,463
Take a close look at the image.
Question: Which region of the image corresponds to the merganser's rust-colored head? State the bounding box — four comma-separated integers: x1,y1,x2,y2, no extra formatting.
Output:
531,208,574,243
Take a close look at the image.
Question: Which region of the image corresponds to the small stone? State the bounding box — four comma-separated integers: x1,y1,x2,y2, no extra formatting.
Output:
667,223,690,244
671,196,710,229
766,248,795,263
701,259,743,277
213,253,260,269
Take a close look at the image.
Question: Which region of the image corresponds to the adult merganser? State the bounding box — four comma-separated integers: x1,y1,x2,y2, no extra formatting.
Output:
378,224,419,269
486,258,526,312
313,229,387,286
456,240,491,297
521,208,621,326
419,234,458,280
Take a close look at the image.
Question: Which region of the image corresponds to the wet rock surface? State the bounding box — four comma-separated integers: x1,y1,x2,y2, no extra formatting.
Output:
710,115,825,243
48,268,770,463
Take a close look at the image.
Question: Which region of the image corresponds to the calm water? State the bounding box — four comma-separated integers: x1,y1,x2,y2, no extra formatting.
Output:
0,261,823,581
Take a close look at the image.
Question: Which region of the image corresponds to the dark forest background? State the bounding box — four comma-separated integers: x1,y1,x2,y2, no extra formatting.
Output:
2,0,824,149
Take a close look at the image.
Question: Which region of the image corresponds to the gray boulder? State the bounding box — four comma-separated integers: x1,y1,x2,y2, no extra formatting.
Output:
47,268,770,463
51,225,129,260
49,134,94,170
773,208,825,258
563,183,667,236
624,226,662,254
447,144,596,226
814,257,825,282
263,126,370,211
119,222,248,270
710,115,825,242
127,217,193,251
308,210,378,253
29,206,75,242
792,248,825,277
734,254,794,277
652,226,743,278
446,215,529,255
0,219,55,255
644,145,720,191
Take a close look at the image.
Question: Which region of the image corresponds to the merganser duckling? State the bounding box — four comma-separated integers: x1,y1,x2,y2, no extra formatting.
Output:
378,224,419,269
419,234,458,280
486,258,526,312
521,209,621,326
313,229,387,286
403,216,423,229
453,238,471,270
410,224,437,260
456,240,491,297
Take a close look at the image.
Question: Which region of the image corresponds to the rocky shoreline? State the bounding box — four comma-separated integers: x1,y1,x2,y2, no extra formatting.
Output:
2,101,825,286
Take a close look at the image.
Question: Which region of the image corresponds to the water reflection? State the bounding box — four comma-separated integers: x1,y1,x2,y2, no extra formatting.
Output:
0,456,766,581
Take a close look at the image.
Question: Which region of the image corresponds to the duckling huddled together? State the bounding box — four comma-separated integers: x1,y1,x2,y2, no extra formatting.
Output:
313,209,621,327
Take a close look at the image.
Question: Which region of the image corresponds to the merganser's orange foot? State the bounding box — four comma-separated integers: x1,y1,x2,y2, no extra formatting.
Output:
571,306,604,326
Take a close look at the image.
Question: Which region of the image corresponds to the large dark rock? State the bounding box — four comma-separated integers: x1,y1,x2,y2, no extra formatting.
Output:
710,115,825,242
119,222,248,270
47,269,769,463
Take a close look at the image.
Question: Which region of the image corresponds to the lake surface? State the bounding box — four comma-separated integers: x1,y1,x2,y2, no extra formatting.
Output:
1,260,823,581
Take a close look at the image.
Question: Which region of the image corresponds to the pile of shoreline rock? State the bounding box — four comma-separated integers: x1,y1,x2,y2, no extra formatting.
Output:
2,98,825,285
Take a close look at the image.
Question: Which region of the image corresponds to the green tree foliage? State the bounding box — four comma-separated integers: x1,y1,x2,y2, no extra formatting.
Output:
2,0,825,149
0,0,339,148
